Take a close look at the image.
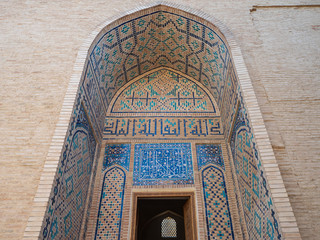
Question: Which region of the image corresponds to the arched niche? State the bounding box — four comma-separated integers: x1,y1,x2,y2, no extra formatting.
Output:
24,3,300,240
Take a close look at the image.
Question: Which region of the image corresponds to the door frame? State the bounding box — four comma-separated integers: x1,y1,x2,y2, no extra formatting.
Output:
130,190,198,240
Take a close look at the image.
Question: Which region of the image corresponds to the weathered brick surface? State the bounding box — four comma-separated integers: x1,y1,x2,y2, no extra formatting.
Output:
0,1,318,239
246,7,320,239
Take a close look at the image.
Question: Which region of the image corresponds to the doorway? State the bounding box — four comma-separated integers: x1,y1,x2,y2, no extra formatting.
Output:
137,198,186,240
132,192,197,240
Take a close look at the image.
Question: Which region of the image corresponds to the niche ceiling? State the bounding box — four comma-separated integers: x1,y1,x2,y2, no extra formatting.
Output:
88,6,230,113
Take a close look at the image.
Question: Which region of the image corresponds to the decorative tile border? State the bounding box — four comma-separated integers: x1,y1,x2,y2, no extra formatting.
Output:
95,166,126,239
202,165,234,239
229,101,282,239
103,116,222,139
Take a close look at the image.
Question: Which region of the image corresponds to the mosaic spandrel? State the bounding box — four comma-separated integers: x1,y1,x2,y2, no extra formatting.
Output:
90,10,230,108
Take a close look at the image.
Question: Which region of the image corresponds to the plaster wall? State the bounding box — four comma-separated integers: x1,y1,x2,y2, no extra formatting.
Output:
0,1,319,239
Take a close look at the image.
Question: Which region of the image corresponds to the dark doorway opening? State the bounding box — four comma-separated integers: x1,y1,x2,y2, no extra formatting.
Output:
136,198,188,240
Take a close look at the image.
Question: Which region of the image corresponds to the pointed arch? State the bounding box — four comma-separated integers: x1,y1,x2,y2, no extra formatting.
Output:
24,3,300,240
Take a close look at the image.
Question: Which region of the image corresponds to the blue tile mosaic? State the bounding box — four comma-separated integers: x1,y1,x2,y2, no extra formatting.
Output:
104,116,222,139
133,143,194,185
202,166,234,239
42,104,97,239
221,63,238,138
196,144,224,170
95,166,126,239
229,96,282,239
103,69,223,140
110,69,217,114
40,7,282,240
104,144,131,171
89,10,230,110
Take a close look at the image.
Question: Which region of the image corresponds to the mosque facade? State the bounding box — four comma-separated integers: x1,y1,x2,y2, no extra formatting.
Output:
1,1,319,240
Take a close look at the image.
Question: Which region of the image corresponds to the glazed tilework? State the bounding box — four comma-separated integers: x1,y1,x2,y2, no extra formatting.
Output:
81,141,100,240
104,116,222,139
38,6,285,239
202,166,234,239
226,146,247,239
103,69,222,140
110,69,217,114
230,97,282,239
133,143,194,185
104,144,131,171
82,62,107,135
95,167,126,239
196,144,224,170
221,63,238,137
89,10,230,114
42,104,97,239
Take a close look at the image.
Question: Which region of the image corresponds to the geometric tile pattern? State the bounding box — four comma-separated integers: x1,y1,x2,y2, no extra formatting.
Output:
89,10,230,117
196,144,224,170
226,147,247,240
202,166,234,239
104,144,131,171
110,69,217,114
42,104,97,239
104,68,223,140
40,7,282,240
103,116,222,139
230,98,282,239
41,6,235,236
95,167,126,240
221,63,238,137
133,143,194,186
82,61,106,135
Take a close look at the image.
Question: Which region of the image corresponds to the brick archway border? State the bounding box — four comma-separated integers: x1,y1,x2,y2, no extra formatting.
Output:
23,1,301,239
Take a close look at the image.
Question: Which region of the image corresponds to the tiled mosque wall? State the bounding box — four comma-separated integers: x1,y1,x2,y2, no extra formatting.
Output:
93,144,130,239
95,166,126,239
220,61,239,138
228,95,282,239
3,0,316,238
89,8,230,113
38,5,283,240
197,144,234,239
40,103,98,239
103,68,223,140
92,141,237,239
